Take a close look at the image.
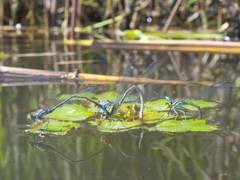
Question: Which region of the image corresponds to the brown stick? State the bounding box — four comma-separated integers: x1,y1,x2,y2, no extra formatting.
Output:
162,0,182,32
158,0,185,27
92,40,240,54
63,0,69,41
70,0,76,39
0,80,115,87
0,66,214,86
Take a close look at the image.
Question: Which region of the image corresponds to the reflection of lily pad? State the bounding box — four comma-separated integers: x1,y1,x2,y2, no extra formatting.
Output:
146,119,218,132
89,119,142,132
25,120,81,135
45,104,93,121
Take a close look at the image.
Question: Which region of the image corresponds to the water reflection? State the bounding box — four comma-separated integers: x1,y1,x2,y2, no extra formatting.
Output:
0,82,240,179
25,130,240,179
1,37,240,179
29,135,105,163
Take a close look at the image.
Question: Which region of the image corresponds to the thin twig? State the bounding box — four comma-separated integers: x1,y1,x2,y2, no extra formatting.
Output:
162,0,182,32
0,66,216,86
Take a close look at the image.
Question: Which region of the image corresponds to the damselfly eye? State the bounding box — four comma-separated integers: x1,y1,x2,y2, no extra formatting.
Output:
27,113,34,120
165,103,170,108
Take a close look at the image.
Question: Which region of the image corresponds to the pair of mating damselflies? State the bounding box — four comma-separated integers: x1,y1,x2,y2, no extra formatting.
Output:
27,59,203,129
27,85,144,128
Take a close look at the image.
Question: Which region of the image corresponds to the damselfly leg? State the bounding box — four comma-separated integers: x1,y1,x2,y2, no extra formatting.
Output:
116,85,144,121
97,85,144,127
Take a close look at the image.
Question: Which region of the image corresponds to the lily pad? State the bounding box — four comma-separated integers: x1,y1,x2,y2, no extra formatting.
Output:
178,99,217,110
145,99,169,111
114,104,137,120
25,120,81,135
146,119,219,132
44,104,93,121
143,109,171,124
95,92,118,101
89,119,142,132
145,98,217,112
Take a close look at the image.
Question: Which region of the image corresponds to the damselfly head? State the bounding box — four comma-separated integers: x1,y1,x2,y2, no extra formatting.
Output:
27,113,35,121
27,112,39,122
165,103,170,109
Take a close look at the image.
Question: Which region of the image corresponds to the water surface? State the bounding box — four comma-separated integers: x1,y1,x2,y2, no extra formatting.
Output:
0,36,239,180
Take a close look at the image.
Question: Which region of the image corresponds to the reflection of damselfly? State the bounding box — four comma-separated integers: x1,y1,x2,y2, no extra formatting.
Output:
29,135,104,163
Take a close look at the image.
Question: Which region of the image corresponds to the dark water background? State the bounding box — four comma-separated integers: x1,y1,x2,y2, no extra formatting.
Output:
0,36,240,180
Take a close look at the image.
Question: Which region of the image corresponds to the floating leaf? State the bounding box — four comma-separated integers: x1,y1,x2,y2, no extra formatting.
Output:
143,109,170,124
44,104,93,121
25,120,81,135
177,99,217,110
114,104,137,120
145,99,169,111
146,119,219,132
95,92,118,101
145,98,217,112
89,119,142,132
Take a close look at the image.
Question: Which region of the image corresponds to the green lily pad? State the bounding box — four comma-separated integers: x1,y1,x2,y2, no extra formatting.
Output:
95,92,118,101
89,119,142,132
143,109,171,124
44,104,93,121
88,100,137,115
146,119,219,132
145,99,169,111
145,99,217,112
114,104,137,119
25,120,81,135
178,99,217,110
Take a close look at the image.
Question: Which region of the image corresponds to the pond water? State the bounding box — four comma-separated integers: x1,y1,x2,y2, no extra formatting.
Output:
0,36,240,180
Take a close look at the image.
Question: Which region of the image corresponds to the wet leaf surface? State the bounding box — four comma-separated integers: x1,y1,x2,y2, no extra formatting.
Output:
89,119,142,132
44,104,93,121
146,119,219,132
95,92,117,101
145,98,217,111
177,99,217,110
25,120,81,135
26,93,219,135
